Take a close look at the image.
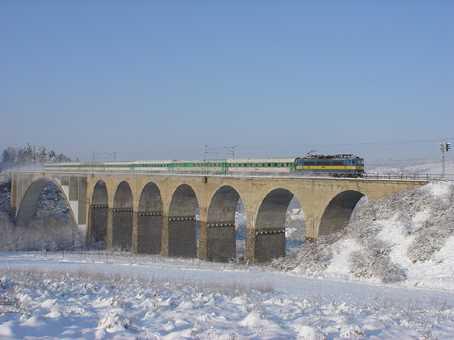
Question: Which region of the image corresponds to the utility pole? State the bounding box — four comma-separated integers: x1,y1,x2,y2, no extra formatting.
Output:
224,145,238,159
203,144,208,175
440,141,451,179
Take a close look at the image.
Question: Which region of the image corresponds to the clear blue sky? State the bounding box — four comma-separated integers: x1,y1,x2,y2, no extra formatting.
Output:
1,1,453,163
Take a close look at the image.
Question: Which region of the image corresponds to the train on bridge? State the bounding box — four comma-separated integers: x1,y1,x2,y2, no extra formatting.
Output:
45,154,365,177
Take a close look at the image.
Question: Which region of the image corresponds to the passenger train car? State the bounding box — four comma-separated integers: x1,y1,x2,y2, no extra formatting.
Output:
44,154,365,177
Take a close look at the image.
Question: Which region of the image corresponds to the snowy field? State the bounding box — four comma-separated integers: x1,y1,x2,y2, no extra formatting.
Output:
2,252,454,339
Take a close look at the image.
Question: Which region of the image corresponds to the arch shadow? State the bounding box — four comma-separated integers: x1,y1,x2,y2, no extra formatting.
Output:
137,182,163,254
168,184,199,258
207,185,244,262
319,190,365,236
89,180,108,248
254,188,295,262
112,181,133,251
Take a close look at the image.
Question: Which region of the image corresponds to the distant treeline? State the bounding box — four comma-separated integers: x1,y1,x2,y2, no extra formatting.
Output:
0,144,72,171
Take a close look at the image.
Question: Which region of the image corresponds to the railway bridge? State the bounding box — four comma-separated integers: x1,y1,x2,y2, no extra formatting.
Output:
9,171,427,262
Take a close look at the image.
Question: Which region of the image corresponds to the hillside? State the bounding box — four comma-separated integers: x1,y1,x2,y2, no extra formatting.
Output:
274,181,454,290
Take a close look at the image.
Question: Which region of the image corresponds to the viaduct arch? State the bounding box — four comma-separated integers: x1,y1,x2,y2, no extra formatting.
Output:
206,185,243,262
112,181,134,251
136,182,163,254
15,177,77,228
88,180,108,247
254,188,294,262
167,184,199,258
11,171,427,263
319,190,365,236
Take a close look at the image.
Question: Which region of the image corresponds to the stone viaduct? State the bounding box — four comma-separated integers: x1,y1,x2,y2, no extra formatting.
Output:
9,171,427,262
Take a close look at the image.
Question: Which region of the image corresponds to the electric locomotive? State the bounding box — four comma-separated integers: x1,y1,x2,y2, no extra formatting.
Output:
295,154,364,177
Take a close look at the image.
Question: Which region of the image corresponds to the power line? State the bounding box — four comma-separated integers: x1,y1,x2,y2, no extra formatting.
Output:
236,137,454,150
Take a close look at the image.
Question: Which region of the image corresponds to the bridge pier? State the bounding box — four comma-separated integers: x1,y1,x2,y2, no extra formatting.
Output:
245,228,256,263
197,219,208,260
88,204,109,246
160,216,170,257
167,216,197,258
206,222,235,262
111,208,133,251
255,228,286,262
134,210,162,254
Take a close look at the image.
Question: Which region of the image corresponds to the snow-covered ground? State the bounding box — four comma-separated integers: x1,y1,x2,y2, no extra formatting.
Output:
2,251,454,339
